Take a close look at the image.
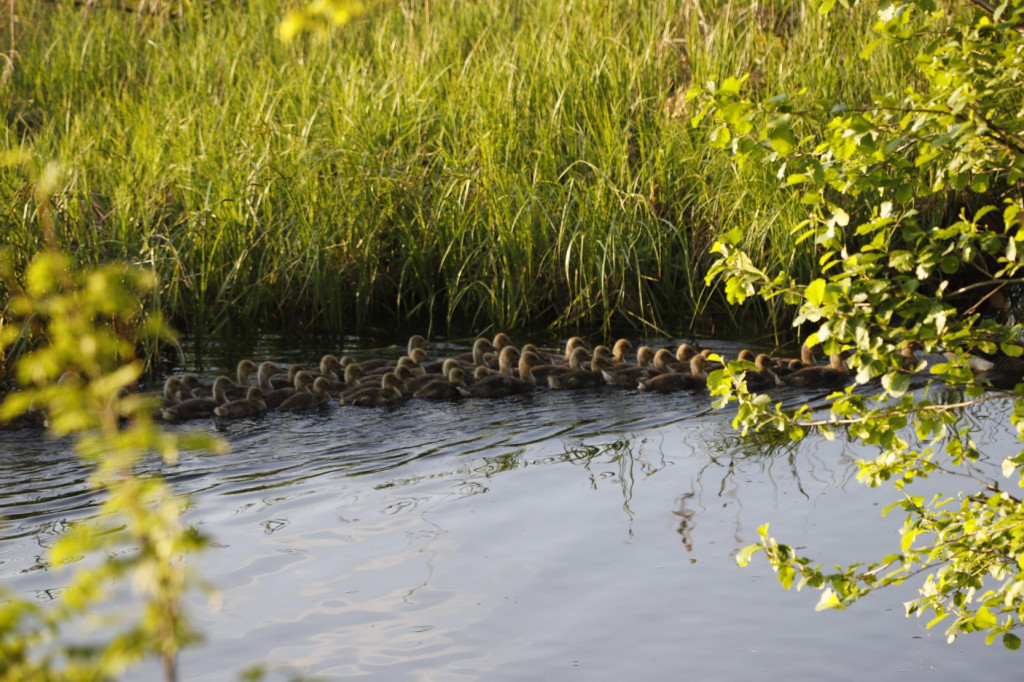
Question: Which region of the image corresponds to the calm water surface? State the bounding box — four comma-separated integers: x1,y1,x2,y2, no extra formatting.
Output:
1,338,1022,680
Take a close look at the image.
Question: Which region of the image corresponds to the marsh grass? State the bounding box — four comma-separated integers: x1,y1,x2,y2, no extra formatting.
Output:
2,0,919,339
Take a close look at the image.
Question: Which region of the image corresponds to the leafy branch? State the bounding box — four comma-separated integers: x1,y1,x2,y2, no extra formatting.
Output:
693,0,1024,648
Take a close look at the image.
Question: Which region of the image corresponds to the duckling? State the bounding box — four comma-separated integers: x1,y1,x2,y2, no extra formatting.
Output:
263,370,315,409
547,349,609,390
600,364,656,387
492,332,513,352
407,334,428,356
736,349,756,363
413,366,467,400
341,363,364,386
771,342,816,372
366,355,425,379
161,376,232,422
340,354,390,373
652,349,687,373
599,346,661,385
563,336,589,363
452,338,496,368
951,351,1024,390
340,372,405,407
611,338,634,365
277,377,333,412
592,345,614,365
318,354,342,380
408,347,430,367
269,364,306,390
0,405,47,431
900,343,926,372
180,373,208,396
636,346,656,367
520,342,562,365
143,376,184,406
740,354,784,391
459,351,542,398
185,366,250,400
676,343,697,363
257,361,281,390
781,353,850,389
315,355,347,392
638,355,708,393
530,355,572,382
214,386,267,419
403,359,461,394
236,359,257,387
771,357,806,377
698,349,725,372
496,346,521,377
391,364,421,397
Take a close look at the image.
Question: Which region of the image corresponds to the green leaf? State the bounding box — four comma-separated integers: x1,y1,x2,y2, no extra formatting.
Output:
768,117,798,155
719,76,745,97
1004,633,1021,650
816,0,837,14
805,278,827,306
882,371,912,397
736,544,762,567
815,589,842,611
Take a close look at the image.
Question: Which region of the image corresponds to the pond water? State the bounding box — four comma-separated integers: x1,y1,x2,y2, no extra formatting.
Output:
1,337,1022,680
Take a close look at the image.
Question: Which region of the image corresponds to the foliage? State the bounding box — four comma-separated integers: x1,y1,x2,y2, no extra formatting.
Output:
691,0,1024,647
0,158,225,679
1,0,916,337
279,0,366,42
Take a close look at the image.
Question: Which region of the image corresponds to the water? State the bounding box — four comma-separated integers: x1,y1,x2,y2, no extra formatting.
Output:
1,338,1022,680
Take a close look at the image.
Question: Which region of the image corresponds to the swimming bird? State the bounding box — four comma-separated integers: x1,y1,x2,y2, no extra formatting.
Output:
948,351,1024,390
492,333,513,352
548,347,608,389
599,346,661,386
459,351,542,398
413,366,467,400
403,359,462,394
162,377,232,422
143,376,185,406
340,372,406,407
365,356,425,379
452,338,496,369
563,337,589,363
740,354,784,391
315,355,347,392
771,342,816,373
736,349,756,363
277,377,333,412
638,355,709,393
214,386,267,419
495,346,521,377
263,370,315,409
269,364,306,390
781,353,850,389
611,338,634,365
257,361,281,390
675,343,697,363
318,354,342,380
407,334,428,356
652,349,686,373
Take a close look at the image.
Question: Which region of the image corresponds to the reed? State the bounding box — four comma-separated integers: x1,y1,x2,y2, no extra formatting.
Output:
1,0,918,338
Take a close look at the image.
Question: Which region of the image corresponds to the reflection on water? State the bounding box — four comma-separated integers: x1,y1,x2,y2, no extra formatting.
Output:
2,338,1022,680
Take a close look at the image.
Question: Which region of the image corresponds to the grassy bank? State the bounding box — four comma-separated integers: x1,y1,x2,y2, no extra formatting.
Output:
1,0,917,339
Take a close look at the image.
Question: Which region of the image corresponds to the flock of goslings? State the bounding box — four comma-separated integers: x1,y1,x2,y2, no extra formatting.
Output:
154,334,854,422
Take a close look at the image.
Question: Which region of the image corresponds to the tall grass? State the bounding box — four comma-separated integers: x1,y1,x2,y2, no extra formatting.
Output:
1,0,919,339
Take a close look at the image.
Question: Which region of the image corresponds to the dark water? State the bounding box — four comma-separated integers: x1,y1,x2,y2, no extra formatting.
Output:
1,337,1022,680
